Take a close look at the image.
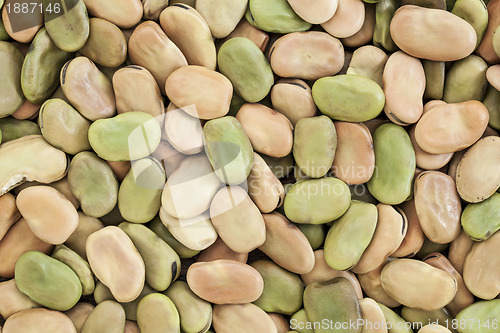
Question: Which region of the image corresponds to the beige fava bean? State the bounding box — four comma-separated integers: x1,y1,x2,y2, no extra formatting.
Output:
414,101,489,154
16,186,78,245
383,51,425,125
113,66,164,118
162,154,222,219
352,204,407,274
259,212,315,274
0,279,40,319
128,21,188,94
197,237,248,263
80,18,127,68
462,230,500,299
380,259,457,311
0,193,20,242
163,104,204,154
287,0,338,24
3,308,76,333
346,45,387,87
1,3,42,43
165,66,233,120
423,253,474,316
210,186,266,253
419,325,452,333
187,260,264,304
86,226,145,303
301,250,364,299
414,171,462,244
341,3,376,48
61,57,116,121
11,100,40,121
0,218,53,278
448,230,474,275
65,302,95,333
160,5,217,70
409,126,453,171
321,0,365,38
213,303,278,333
223,18,269,52
486,65,500,91
83,0,143,29
248,154,285,213
196,0,248,39
331,121,375,185
124,321,140,333
456,136,500,203
392,199,425,258
390,5,476,61
269,31,344,80
423,100,447,114
359,298,388,333
270,79,317,126
359,262,401,308
236,103,293,158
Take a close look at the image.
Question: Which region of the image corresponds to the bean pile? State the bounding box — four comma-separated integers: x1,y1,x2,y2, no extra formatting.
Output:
0,0,499,332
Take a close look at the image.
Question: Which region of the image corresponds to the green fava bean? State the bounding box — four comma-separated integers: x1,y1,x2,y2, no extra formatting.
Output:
443,55,488,103
14,251,82,311
88,111,161,161
38,98,91,155
0,15,9,41
378,303,413,333
44,0,90,52
119,222,181,292
304,277,362,333
137,293,181,333
456,300,500,333
324,200,378,270
461,192,500,240
368,123,416,205
52,244,95,296
164,281,213,333
0,42,24,118
203,116,254,185
293,116,337,178
218,37,274,103
21,28,73,104
373,0,399,52
312,75,385,122
68,151,118,218
284,177,351,224
296,223,325,250
251,260,304,315
148,216,200,258
118,157,165,223
452,0,488,48
482,85,500,130
423,60,445,100
0,117,41,142
82,300,125,333
245,0,311,33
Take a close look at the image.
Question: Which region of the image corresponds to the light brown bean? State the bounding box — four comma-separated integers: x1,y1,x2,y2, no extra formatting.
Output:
414,101,489,154
0,193,20,242
287,0,338,24
0,279,40,319
390,5,476,61
197,237,248,263
223,18,269,51
213,303,278,333
259,212,315,275
409,126,453,171
83,0,143,29
383,51,425,125
341,3,376,48
346,45,387,86
3,308,76,333
236,103,293,158
270,79,317,126
448,230,474,275
392,199,425,258
321,0,365,38
269,31,344,80
187,260,264,304
414,171,462,244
